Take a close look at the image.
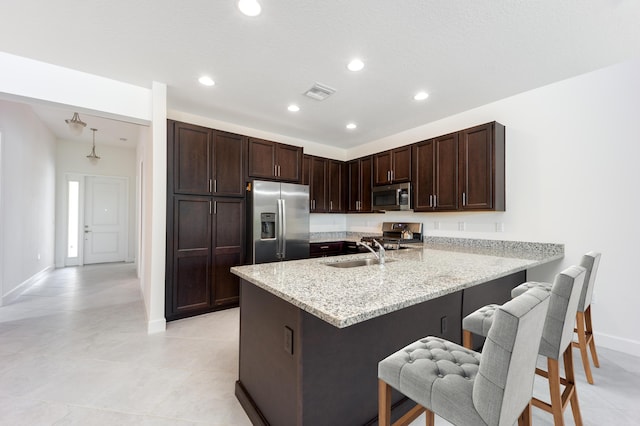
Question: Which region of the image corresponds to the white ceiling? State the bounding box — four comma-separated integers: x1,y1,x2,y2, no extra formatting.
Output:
1,0,639,149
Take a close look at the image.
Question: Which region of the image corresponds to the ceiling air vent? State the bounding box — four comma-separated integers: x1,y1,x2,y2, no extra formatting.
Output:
304,83,336,101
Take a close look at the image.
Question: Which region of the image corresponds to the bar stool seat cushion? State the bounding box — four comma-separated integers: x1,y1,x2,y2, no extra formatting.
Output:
462,304,500,337
378,336,485,425
511,281,551,299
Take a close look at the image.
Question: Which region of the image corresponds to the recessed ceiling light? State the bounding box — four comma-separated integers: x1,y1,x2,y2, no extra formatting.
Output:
287,104,300,112
347,59,365,72
414,91,429,101
198,76,215,86
238,0,261,16
346,123,357,130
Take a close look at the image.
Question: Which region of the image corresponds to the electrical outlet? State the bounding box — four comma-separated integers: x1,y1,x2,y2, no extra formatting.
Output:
284,326,293,355
458,222,466,231
495,222,504,232
440,316,448,334
434,221,440,230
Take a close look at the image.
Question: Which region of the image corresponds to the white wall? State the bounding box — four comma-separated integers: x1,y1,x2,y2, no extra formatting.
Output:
334,59,640,356
54,140,137,267
0,100,56,304
0,53,166,333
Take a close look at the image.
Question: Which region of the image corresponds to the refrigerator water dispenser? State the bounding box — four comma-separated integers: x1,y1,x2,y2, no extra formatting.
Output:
260,212,276,239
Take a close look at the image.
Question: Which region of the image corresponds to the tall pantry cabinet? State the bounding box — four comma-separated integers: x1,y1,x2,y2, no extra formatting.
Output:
166,120,245,321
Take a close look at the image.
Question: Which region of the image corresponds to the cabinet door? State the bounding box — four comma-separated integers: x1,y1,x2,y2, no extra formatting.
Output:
310,156,328,212
460,123,493,210
373,150,392,185
391,146,412,183
302,155,311,186
276,143,303,182
212,198,245,306
347,160,360,212
434,133,459,211
170,196,212,315
412,140,435,211
248,138,276,179
213,131,244,197
328,160,345,212
171,122,211,195
360,156,373,212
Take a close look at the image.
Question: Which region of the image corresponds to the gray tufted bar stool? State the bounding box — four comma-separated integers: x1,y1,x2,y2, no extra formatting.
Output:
510,252,602,384
378,287,550,426
463,265,587,425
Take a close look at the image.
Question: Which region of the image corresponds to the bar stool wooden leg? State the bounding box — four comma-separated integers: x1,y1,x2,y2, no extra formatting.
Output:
518,402,531,426
425,409,434,426
585,306,600,368
564,347,583,426
379,379,392,426
575,311,594,384
462,329,473,349
547,358,565,426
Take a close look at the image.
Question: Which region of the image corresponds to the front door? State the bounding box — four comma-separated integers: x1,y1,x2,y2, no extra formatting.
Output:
83,176,128,264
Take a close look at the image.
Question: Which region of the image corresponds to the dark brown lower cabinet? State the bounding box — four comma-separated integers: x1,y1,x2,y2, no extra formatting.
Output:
166,195,245,321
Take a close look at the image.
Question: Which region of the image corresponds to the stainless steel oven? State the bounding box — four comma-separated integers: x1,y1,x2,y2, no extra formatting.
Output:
372,182,411,211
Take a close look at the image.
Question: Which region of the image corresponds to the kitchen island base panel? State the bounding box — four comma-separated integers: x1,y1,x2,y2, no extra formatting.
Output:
236,271,526,425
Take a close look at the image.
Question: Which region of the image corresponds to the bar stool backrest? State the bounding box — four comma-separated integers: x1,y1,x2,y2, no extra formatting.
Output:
539,265,586,360
578,252,601,312
473,287,550,426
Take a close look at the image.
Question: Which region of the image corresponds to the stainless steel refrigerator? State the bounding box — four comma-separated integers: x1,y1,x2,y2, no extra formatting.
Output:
248,180,310,264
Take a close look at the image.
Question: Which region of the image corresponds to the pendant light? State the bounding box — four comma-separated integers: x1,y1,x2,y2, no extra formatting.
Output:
87,128,101,161
65,112,87,135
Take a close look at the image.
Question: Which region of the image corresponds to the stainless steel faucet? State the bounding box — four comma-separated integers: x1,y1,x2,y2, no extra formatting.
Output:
356,240,385,265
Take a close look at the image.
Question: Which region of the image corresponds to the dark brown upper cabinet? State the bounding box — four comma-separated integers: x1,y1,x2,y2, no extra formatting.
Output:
303,155,329,212
459,122,505,211
373,146,411,185
412,133,459,211
303,155,345,213
347,156,373,212
168,120,244,197
412,122,505,212
248,137,303,183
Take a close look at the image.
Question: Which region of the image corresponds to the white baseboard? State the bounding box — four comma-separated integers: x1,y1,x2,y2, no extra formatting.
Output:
147,318,166,334
595,332,640,358
1,265,54,306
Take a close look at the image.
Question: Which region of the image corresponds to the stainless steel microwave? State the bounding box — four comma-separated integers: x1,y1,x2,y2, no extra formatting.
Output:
372,182,411,211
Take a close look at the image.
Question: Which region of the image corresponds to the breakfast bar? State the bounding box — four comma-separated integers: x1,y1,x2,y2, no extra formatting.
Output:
231,237,563,425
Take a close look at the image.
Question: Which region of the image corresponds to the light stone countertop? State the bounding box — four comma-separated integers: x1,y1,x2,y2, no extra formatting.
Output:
231,237,564,328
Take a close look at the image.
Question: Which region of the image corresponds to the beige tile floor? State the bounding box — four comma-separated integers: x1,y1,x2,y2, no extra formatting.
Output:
0,263,638,425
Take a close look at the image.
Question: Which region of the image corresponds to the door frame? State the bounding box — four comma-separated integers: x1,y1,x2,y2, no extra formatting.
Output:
63,173,129,267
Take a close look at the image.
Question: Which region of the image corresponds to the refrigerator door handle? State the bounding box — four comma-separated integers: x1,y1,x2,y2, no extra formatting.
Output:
280,199,287,259
276,199,283,259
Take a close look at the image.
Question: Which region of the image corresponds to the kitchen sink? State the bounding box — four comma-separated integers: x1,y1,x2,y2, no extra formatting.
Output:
325,258,395,268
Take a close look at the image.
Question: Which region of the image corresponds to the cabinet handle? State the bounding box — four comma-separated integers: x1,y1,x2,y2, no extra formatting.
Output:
209,200,212,215
320,245,329,249
462,192,466,206
391,170,394,182
275,164,278,177
278,165,281,177
429,195,433,208
209,179,212,193
434,195,437,208
330,201,333,210
214,201,217,215
387,170,390,181
214,179,217,193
